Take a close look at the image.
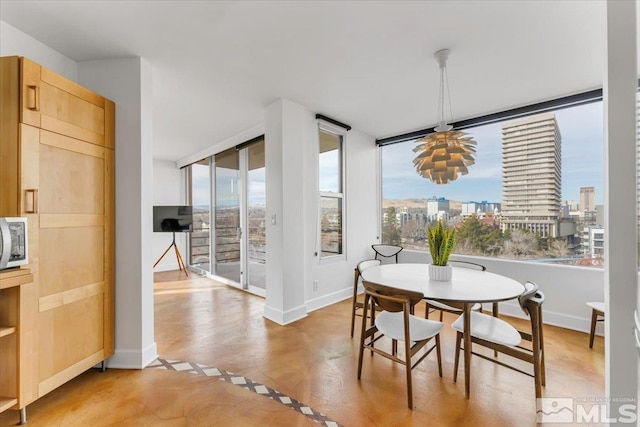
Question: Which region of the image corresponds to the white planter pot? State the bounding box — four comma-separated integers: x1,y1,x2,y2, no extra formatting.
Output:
429,264,452,282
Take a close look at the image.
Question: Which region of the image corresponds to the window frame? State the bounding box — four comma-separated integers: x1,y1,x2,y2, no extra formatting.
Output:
317,119,347,263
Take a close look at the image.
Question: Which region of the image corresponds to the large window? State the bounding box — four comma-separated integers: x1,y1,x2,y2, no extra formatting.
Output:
381,100,604,267
319,123,345,259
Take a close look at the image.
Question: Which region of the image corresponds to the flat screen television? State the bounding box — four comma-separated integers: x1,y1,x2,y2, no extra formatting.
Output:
153,206,193,232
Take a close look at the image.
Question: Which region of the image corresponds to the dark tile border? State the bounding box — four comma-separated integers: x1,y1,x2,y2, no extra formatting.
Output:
147,358,344,427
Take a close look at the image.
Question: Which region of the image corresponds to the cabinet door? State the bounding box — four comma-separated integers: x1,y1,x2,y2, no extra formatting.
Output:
23,128,114,397
20,58,114,149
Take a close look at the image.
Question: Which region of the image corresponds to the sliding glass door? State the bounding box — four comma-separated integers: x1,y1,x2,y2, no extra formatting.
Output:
188,159,211,273
246,140,266,290
214,148,241,283
186,137,266,293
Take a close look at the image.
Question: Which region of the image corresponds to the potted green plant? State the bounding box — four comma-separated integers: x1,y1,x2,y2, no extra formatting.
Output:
427,220,455,281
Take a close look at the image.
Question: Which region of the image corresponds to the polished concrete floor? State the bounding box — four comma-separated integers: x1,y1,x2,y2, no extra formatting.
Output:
0,271,605,426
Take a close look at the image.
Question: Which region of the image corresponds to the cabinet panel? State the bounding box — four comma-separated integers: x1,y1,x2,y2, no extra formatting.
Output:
0,57,20,217
20,57,41,128
39,82,105,145
39,142,105,215
38,227,104,297
38,293,104,382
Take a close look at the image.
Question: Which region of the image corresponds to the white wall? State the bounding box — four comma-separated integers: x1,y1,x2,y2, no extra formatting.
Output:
260,98,378,324
604,0,638,412
0,20,77,80
78,57,157,369
153,159,186,272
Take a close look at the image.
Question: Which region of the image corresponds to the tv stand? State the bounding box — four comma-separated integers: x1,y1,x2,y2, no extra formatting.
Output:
154,232,189,276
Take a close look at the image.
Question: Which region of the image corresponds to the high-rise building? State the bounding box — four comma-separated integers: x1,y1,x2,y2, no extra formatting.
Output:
426,197,449,222
579,187,595,212
501,112,561,237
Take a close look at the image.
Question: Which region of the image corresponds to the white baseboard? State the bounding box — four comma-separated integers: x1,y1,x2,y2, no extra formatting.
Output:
106,342,159,369
263,303,307,325
306,287,352,313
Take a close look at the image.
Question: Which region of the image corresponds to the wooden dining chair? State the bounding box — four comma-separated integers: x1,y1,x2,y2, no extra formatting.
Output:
587,301,605,348
451,281,546,399
358,280,444,409
371,244,403,263
350,259,382,337
424,261,489,321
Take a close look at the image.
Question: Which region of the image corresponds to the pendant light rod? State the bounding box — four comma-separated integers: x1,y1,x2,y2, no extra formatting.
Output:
434,49,453,132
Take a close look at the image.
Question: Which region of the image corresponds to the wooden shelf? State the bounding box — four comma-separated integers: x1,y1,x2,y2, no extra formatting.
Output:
0,396,17,413
0,269,33,290
0,326,16,338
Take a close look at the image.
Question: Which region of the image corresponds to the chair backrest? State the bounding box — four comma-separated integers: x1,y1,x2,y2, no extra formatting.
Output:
357,259,382,275
362,280,423,313
518,281,545,316
449,260,486,271
371,244,403,262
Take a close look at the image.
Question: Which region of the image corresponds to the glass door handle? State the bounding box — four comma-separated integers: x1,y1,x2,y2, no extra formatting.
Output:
237,227,242,239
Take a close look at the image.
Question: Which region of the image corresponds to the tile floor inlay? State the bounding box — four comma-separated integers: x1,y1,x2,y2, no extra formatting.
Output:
148,358,344,427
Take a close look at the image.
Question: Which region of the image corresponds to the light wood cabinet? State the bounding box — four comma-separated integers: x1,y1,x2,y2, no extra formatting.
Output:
0,56,114,418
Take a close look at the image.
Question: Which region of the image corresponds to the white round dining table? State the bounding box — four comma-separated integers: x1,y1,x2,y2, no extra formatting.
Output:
360,263,524,303
360,263,525,399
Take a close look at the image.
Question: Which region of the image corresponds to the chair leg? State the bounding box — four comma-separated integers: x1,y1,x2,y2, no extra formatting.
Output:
439,309,444,322
405,336,413,409
539,308,546,386
453,331,462,383
589,308,597,348
357,294,371,380
392,339,398,356
531,307,543,399
425,302,430,319
435,335,443,377
350,269,359,338
492,302,499,357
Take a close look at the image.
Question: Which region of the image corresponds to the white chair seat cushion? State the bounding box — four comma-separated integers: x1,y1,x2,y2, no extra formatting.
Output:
587,301,605,313
451,311,521,347
425,299,481,312
375,311,444,342
357,259,381,273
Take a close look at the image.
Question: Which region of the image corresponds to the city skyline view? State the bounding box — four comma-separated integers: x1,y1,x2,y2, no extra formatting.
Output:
382,101,604,207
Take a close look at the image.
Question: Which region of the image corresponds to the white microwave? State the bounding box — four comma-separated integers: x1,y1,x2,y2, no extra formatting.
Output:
0,217,28,270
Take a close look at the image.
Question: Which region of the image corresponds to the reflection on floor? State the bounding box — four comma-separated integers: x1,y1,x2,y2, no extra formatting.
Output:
213,260,266,290
0,270,605,426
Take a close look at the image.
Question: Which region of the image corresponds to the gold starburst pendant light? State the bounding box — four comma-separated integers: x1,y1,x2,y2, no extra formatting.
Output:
413,49,476,185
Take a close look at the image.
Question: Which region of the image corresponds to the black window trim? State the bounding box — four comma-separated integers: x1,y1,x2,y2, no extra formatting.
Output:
376,89,603,147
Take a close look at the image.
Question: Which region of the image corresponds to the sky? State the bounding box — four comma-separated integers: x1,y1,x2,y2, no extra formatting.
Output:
381,101,605,205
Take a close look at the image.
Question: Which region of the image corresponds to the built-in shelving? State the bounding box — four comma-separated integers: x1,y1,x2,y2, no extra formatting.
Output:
0,268,33,418
0,397,18,413
0,326,16,338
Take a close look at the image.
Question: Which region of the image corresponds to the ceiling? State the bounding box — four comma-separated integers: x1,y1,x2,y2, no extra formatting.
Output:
0,1,606,161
